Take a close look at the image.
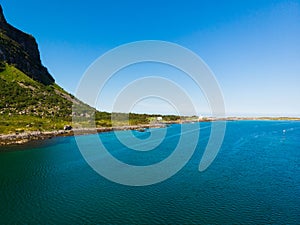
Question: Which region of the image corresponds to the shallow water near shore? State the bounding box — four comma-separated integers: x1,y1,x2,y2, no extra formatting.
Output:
0,121,299,224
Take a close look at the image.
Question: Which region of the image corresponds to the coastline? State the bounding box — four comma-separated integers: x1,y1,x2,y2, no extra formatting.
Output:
0,124,166,146
0,117,299,146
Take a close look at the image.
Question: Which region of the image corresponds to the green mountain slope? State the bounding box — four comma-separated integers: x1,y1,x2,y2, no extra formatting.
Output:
0,5,97,134
0,5,182,136
0,63,83,133
0,64,182,134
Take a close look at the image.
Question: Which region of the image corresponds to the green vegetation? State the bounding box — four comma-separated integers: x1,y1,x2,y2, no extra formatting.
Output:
0,115,67,134
0,64,184,134
0,64,72,118
0,9,186,136
0,64,73,133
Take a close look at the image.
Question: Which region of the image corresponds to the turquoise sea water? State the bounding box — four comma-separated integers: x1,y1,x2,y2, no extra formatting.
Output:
0,121,299,224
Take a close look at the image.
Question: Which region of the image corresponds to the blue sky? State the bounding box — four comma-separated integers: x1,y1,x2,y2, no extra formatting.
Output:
2,0,300,116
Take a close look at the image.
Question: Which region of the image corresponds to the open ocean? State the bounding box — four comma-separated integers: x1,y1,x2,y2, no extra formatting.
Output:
0,121,299,224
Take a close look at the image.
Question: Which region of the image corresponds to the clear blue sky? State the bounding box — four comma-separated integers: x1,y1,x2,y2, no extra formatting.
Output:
2,0,300,116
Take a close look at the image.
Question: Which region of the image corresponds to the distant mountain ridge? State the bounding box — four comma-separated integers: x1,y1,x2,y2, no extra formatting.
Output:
0,5,54,85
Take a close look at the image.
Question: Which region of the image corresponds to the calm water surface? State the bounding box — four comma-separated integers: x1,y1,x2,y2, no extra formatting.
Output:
0,121,299,224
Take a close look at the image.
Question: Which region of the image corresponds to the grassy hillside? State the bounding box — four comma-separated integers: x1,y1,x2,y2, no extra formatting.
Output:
0,63,77,133
0,7,183,136
0,63,182,134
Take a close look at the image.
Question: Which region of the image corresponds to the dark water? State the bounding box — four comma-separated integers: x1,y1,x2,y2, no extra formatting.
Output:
0,121,299,224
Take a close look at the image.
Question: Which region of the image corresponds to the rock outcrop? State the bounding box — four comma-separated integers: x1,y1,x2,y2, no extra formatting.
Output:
0,5,54,85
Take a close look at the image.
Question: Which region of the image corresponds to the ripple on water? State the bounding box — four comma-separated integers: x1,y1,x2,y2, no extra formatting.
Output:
0,121,299,224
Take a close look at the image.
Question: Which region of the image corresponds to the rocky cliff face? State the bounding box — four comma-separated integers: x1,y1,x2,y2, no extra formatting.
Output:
0,5,54,85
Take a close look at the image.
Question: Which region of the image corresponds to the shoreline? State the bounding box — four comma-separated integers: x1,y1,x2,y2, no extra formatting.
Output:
0,124,166,146
0,117,299,146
